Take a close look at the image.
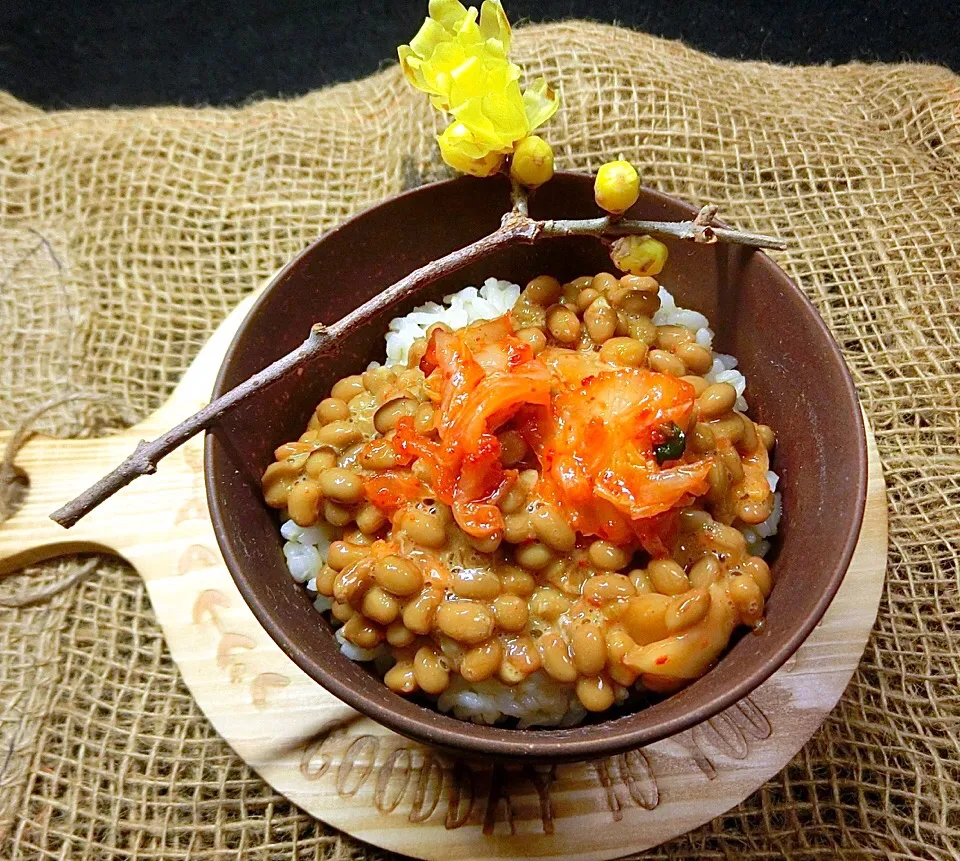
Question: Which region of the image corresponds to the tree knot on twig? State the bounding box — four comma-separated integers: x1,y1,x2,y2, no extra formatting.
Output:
130,441,158,475
693,204,720,244
500,211,542,242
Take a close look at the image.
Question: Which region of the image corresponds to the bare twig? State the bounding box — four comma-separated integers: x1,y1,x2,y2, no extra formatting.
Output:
692,204,721,243
50,215,541,528
541,211,787,250
510,179,529,217
1,393,108,523
50,204,785,528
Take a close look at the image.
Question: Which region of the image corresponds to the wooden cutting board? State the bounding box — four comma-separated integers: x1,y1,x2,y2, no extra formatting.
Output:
0,288,887,861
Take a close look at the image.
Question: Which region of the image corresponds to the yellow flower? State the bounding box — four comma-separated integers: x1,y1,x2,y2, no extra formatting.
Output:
437,122,506,176
510,134,554,187
610,235,669,277
595,160,640,214
399,0,512,112
399,0,559,176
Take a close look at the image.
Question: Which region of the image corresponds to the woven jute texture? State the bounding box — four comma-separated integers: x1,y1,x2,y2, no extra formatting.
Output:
2,21,959,860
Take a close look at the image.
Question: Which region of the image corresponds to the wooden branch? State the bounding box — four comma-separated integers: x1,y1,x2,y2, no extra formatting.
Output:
49,325,331,528
50,204,784,528
510,179,529,217
50,216,541,528
541,204,787,250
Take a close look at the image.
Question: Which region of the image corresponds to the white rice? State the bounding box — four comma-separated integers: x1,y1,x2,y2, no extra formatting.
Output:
383,278,521,368
280,277,782,726
438,671,590,728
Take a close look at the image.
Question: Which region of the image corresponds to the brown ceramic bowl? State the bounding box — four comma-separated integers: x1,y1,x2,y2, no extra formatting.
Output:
205,172,866,763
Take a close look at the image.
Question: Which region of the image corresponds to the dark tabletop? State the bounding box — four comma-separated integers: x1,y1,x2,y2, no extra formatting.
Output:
1,0,958,109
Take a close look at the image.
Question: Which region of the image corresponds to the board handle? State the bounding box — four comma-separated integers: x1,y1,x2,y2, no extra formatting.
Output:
0,431,146,574
0,291,263,577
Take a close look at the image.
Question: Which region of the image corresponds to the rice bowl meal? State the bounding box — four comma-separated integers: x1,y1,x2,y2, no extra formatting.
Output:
262,267,781,728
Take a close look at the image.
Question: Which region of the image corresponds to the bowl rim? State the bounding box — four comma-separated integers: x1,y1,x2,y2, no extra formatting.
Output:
205,172,868,761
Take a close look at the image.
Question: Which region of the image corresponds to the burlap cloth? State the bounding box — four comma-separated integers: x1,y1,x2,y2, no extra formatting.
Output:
1,21,958,860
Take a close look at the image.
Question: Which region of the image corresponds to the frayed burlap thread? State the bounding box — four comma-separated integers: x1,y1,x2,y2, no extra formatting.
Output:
2,21,959,860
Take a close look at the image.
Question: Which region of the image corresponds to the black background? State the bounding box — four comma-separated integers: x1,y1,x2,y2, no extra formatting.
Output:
1,0,958,109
